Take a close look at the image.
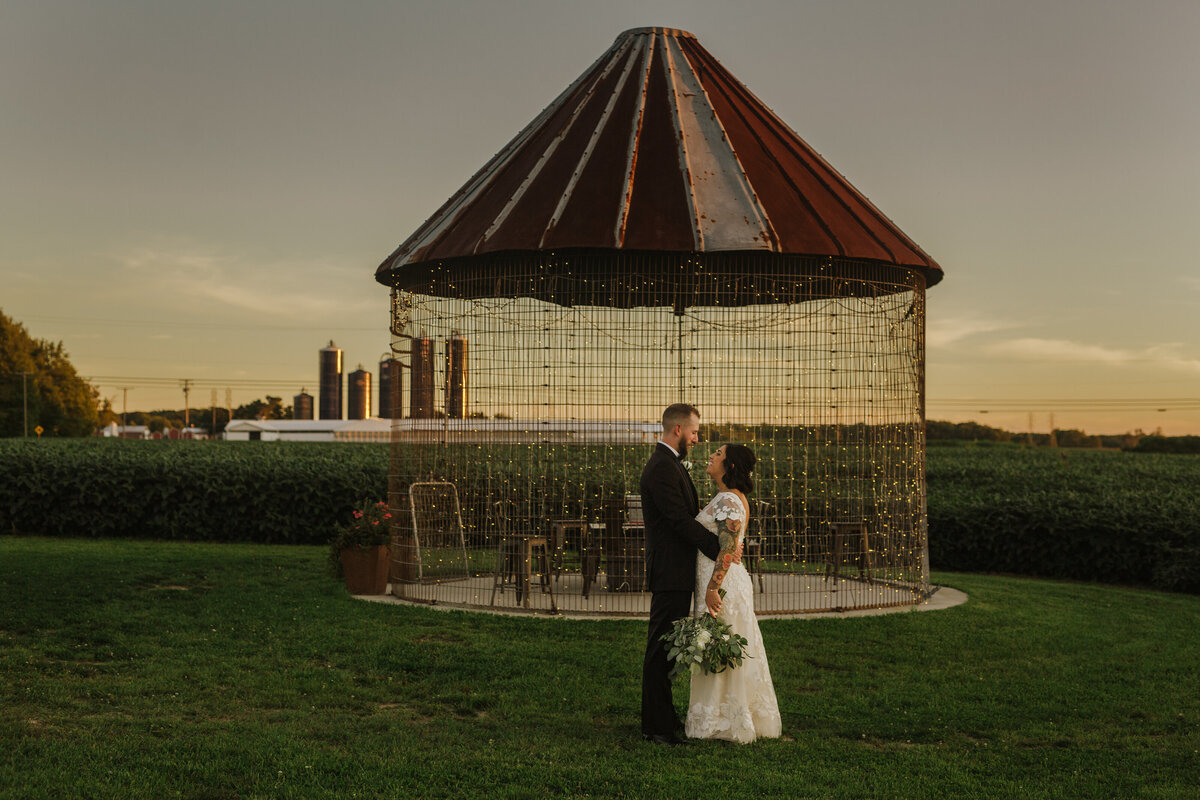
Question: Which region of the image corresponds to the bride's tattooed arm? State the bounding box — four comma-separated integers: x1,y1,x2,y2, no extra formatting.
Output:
704,503,744,614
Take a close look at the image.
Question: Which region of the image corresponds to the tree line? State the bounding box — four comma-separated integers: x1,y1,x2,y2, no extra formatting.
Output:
0,310,98,437
2,309,299,437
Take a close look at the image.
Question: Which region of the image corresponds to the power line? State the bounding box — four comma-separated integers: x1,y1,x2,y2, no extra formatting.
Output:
87,374,310,388
19,314,381,332
930,398,1200,412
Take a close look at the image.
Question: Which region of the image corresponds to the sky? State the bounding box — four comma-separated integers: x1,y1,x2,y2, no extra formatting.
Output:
3,0,1198,435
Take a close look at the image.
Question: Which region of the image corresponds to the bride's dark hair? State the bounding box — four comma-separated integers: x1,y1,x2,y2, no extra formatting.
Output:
722,444,756,494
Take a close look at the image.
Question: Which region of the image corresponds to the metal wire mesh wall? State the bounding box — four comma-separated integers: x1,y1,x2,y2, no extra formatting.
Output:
383,253,930,615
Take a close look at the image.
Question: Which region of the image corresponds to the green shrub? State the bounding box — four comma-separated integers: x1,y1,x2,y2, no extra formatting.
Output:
926,445,1200,593
0,439,388,544
3,439,1197,594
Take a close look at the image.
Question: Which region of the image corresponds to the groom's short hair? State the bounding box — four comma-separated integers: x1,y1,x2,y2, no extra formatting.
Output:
662,403,700,431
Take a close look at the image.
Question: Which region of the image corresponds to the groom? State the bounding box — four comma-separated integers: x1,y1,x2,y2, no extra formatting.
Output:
639,403,729,746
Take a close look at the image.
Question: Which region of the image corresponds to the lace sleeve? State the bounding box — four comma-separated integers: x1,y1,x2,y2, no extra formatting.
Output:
712,493,747,539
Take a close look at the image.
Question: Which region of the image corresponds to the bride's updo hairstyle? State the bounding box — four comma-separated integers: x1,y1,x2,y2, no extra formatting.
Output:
722,444,756,494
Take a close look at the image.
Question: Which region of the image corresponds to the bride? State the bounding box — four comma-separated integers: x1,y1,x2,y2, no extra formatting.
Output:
686,444,782,744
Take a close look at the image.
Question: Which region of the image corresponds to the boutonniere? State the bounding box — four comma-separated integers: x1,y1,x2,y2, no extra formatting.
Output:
681,460,693,471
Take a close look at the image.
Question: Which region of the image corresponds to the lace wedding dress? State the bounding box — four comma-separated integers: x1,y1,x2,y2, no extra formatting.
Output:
685,491,782,744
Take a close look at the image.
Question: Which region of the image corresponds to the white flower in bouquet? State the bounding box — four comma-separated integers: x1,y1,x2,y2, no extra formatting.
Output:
660,612,751,681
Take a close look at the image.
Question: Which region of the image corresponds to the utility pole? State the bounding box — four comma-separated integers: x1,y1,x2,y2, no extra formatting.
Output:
1048,412,1057,448
210,388,218,434
118,386,132,429
182,379,192,428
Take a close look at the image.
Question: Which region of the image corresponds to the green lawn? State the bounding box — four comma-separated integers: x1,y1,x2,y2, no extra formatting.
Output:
2,537,1197,799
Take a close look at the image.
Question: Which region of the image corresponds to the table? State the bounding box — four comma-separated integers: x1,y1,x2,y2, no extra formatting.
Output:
550,517,648,596
823,521,875,585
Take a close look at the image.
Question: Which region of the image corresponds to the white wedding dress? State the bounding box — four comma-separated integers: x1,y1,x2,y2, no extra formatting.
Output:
685,491,782,744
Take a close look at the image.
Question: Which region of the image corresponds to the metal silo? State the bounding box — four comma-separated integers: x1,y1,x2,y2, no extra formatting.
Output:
348,365,371,420
293,389,314,420
409,332,435,418
318,340,343,420
373,27,945,616
378,357,403,419
445,333,468,419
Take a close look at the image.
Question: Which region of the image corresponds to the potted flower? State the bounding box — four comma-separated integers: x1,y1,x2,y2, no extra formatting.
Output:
331,500,392,594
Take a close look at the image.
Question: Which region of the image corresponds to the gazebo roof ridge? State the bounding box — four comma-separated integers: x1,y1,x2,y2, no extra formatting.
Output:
614,26,697,40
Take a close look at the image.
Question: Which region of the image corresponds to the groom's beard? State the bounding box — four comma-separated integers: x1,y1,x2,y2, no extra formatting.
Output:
677,442,688,459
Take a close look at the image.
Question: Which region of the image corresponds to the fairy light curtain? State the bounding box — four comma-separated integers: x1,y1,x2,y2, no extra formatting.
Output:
380,253,930,615
373,27,943,615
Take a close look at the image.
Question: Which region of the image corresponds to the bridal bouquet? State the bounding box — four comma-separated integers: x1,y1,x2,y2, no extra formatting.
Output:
661,602,751,681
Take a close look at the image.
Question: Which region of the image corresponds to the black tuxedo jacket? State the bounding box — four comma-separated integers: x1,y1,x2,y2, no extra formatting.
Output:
639,443,721,593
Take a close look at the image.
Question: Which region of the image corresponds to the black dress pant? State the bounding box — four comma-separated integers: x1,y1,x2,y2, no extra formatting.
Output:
641,589,692,736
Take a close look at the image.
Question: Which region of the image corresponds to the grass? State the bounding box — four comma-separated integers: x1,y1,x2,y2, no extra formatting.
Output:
2,537,1198,799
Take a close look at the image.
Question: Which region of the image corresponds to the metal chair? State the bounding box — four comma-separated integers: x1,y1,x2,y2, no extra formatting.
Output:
745,500,769,593
607,494,645,592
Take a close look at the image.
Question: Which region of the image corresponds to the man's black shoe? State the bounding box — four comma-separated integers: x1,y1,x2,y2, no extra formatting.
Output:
642,733,690,746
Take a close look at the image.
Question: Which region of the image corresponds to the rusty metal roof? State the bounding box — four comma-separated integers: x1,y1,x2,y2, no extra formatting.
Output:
377,27,941,287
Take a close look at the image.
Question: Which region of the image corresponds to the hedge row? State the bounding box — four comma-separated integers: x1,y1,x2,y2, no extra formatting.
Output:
0,439,388,545
3,439,1197,592
926,446,1200,593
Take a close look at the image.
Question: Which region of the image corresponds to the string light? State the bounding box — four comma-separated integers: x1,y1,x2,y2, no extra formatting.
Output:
383,253,932,615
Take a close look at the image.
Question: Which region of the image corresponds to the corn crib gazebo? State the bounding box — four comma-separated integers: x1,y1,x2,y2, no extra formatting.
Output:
375,27,944,616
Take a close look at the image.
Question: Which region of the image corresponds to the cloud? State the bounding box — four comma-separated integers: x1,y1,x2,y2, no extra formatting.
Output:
117,247,378,319
986,337,1200,374
926,315,1017,348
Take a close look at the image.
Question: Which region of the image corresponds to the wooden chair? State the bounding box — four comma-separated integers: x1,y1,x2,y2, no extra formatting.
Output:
489,501,556,611
579,523,604,599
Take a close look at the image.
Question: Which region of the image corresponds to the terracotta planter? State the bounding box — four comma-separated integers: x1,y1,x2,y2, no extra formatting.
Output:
340,545,391,595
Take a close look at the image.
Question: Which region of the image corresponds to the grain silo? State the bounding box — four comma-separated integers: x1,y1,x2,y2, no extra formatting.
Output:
318,341,343,420
293,389,314,420
445,333,468,419
409,332,435,418
348,365,371,420
378,357,403,419
374,27,945,615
